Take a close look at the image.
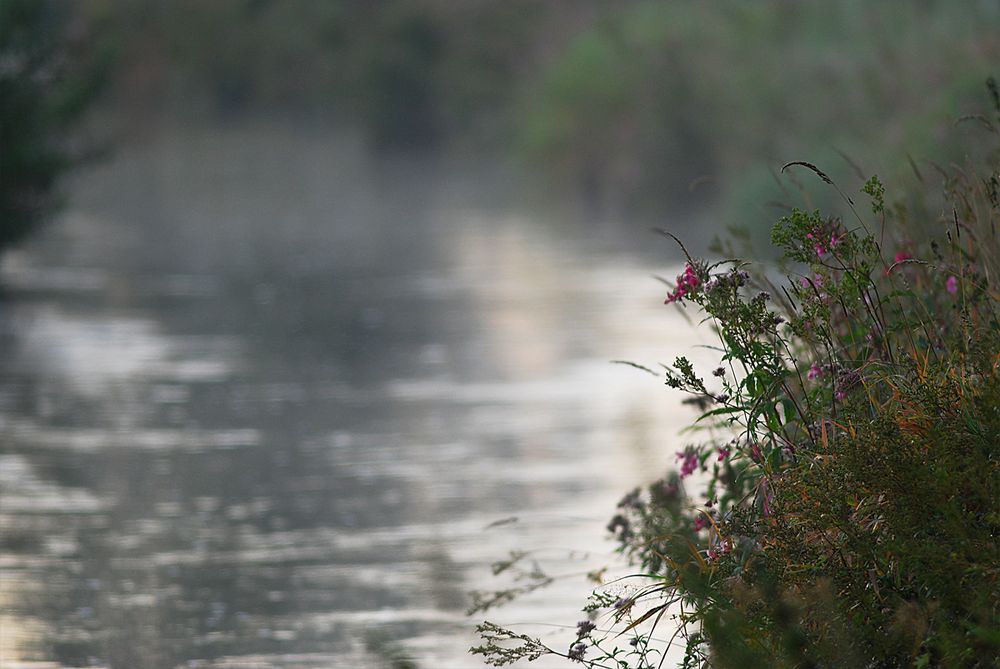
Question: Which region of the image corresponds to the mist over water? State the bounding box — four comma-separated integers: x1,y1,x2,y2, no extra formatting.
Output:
0,121,703,668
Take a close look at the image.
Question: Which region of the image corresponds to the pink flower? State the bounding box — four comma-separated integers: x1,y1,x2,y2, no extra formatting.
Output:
717,447,730,461
799,274,824,289
665,264,702,304
808,228,834,257
946,275,959,295
706,539,732,561
693,515,709,531
807,364,823,380
886,251,913,276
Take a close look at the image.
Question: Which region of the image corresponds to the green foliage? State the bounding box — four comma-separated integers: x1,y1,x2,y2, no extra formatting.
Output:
518,1,1000,222
473,84,1000,668
84,0,554,147
0,0,106,253
471,622,548,667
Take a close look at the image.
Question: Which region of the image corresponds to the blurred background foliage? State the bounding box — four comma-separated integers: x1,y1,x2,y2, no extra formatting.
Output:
0,0,109,253
12,0,1000,252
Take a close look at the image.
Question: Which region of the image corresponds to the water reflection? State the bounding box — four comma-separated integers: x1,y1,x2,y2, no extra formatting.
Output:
0,122,704,668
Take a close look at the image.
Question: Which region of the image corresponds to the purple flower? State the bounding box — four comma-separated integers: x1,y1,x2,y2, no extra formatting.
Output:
693,514,709,531
676,449,699,478
568,642,588,662
807,363,824,380
576,620,596,639
946,275,959,295
717,446,730,461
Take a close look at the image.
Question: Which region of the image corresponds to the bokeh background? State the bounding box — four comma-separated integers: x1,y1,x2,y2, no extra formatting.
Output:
1,2,998,667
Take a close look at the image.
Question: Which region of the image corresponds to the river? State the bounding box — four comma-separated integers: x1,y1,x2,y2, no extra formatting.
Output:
0,121,706,669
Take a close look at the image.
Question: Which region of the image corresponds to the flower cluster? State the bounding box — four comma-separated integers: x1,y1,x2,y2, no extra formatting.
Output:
567,642,587,662
806,227,842,258
676,448,699,478
664,263,702,304
706,538,733,561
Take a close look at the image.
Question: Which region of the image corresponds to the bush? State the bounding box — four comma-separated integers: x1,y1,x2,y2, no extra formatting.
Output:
473,82,1000,668
0,0,106,254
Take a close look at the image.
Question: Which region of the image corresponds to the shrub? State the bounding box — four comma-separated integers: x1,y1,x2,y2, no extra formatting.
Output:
473,82,1000,668
0,0,106,254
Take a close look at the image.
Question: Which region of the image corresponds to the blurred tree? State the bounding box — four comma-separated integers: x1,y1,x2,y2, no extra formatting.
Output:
0,0,106,254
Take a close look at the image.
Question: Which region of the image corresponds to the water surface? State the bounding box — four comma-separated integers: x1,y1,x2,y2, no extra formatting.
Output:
0,122,704,668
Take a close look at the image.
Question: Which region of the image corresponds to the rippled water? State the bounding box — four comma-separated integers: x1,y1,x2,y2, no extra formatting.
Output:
0,122,705,668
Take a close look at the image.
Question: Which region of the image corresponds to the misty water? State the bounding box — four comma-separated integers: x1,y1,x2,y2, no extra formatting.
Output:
0,121,705,668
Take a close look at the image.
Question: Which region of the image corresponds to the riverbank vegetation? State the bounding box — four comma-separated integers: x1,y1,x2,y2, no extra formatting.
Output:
76,2,999,238
472,83,1000,668
0,0,108,254
6,2,999,251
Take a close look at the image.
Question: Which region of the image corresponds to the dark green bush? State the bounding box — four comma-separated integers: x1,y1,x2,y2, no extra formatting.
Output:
0,0,106,254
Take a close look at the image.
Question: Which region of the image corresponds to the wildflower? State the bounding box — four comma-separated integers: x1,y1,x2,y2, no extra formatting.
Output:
712,366,726,377
799,273,824,289
664,263,702,304
717,446,730,461
575,620,596,639
946,275,959,294
676,449,699,478
693,514,709,531
807,363,824,380
885,251,914,276
835,390,846,401
568,642,588,662
707,539,732,561
613,597,633,610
